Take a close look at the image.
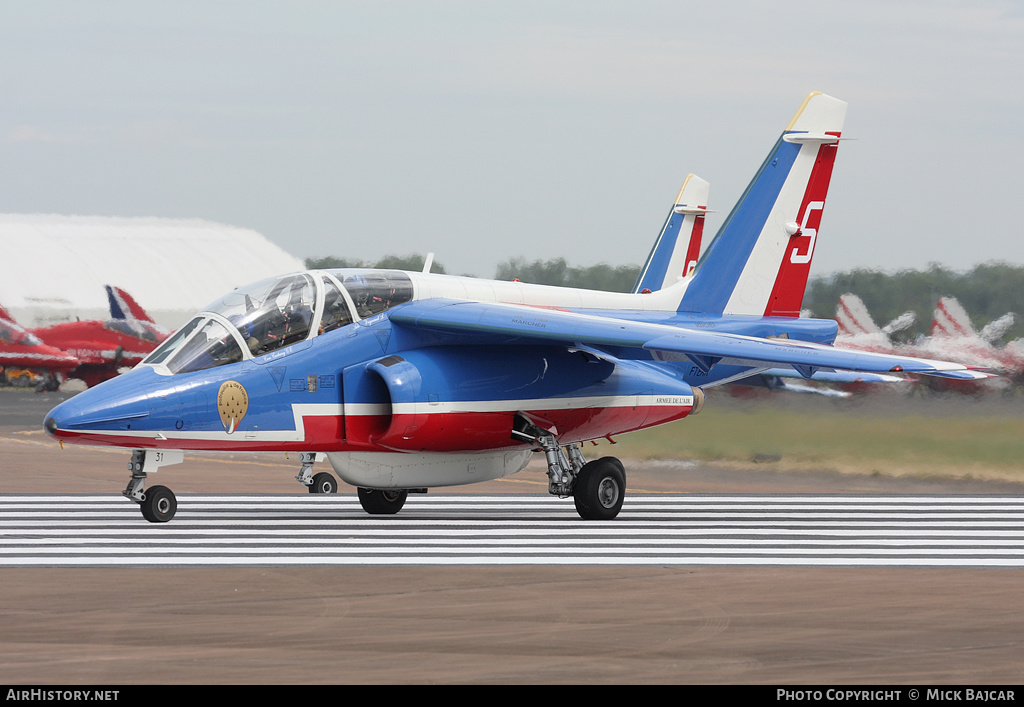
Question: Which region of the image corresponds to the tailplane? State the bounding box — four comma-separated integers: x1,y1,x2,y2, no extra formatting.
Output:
980,313,1016,344
677,92,846,317
632,174,710,293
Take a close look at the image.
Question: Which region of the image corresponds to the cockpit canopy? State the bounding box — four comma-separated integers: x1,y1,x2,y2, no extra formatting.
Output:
0,318,43,346
104,318,160,342
143,269,414,374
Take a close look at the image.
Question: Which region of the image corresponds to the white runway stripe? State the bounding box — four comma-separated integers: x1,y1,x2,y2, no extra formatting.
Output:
1,494,1023,567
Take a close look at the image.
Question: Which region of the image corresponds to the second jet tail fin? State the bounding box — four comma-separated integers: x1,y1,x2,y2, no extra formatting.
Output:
632,174,710,293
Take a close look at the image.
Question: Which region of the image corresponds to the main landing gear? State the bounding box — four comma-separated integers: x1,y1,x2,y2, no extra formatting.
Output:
572,457,626,521
296,452,340,494
295,452,410,515
513,414,626,520
357,488,408,514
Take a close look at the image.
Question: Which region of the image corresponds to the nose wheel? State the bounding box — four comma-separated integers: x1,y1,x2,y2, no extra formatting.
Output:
140,485,177,523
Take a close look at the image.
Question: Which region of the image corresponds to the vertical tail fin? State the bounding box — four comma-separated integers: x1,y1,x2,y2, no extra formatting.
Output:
106,285,155,323
632,174,710,293
677,92,847,317
932,296,977,339
835,294,881,336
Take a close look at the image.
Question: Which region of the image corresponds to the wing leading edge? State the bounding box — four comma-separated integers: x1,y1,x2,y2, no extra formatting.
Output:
389,299,992,381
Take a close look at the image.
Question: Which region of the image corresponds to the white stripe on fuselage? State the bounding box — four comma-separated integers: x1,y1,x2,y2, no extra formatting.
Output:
0,352,74,362
349,394,695,416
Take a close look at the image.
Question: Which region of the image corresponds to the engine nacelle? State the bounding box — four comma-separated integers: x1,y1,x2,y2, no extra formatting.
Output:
344,346,701,452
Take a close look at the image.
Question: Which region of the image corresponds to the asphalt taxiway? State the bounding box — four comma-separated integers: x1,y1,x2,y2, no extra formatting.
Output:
2,388,1023,684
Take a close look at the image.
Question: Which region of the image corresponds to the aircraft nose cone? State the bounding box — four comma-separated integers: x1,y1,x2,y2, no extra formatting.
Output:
41,366,159,445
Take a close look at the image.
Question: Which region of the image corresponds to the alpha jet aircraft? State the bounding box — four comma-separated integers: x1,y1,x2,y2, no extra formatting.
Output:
43,93,990,523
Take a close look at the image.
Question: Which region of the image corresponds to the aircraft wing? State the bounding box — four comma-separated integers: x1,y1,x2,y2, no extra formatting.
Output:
389,299,992,381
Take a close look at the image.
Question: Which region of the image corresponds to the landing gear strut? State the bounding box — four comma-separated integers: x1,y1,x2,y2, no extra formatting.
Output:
295,452,338,494
124,449,181,523
513,413,626,520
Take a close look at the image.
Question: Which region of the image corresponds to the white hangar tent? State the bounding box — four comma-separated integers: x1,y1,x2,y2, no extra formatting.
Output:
0,215,306,330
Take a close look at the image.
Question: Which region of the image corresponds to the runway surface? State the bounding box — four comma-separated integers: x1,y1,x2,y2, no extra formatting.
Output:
4,493,1024,567
3,390,1024,683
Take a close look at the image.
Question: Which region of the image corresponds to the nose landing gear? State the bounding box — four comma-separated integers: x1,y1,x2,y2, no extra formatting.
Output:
124,450,182,523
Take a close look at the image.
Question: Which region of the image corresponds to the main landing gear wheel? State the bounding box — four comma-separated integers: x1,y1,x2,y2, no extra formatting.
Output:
140,485,177,523
573,457,626,520
308,471,338,494
357,488,408,515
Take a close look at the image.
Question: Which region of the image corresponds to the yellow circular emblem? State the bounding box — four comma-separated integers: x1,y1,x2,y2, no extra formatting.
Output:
217,380,249,434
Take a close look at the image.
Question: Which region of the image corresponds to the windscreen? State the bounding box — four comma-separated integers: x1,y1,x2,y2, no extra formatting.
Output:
165,319,244,374
143,317,202,365
104,319,158,342
0,320,42,346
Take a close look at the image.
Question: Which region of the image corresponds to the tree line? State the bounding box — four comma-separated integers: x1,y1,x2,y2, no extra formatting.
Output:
804,262,1024,342
306,254,1024,343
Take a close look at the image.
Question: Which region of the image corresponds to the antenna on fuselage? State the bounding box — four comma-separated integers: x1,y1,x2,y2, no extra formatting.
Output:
422,252,435,274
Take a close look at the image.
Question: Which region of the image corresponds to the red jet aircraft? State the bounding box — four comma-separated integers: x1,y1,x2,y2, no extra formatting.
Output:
22,286,169,388
0,305,80,390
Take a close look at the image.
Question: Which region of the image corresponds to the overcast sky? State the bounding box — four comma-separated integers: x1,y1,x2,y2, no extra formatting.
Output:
2,1,1022,278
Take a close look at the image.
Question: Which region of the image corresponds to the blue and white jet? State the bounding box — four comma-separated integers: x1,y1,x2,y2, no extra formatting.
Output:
43,93,989,522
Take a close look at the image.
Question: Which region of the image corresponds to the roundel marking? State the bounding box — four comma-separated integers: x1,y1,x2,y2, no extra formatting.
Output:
217,380,249,434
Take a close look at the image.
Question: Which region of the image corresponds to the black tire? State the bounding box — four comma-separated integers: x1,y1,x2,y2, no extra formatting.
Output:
573,457,626,520
140,485,177,523
308,471,338,494
357,487,408,515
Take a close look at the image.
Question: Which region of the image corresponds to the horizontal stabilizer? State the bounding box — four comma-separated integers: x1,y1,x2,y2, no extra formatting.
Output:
782,133,842,144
